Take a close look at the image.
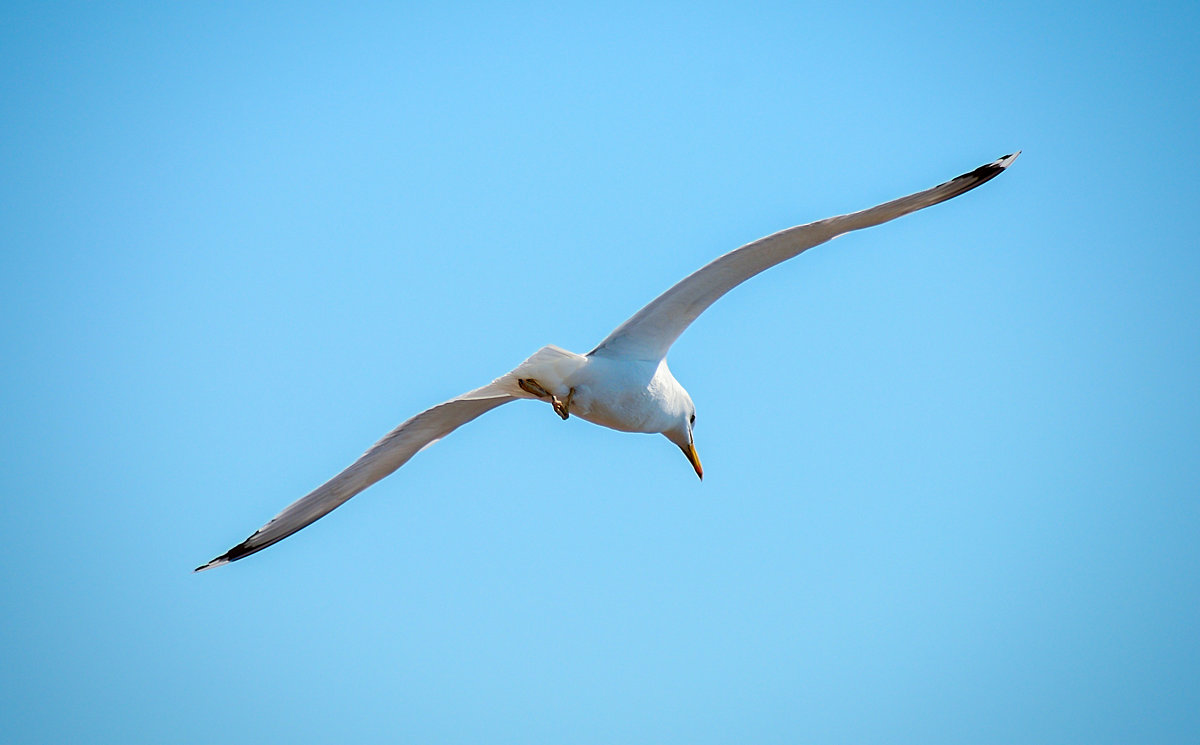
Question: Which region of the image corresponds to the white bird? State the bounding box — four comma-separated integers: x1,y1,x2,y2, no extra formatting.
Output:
196,152,1020,571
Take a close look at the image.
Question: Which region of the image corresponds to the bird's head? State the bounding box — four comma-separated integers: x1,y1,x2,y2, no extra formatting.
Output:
664,405,702,480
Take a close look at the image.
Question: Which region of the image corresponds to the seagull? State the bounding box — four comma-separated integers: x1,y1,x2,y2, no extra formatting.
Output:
196,152,1019,571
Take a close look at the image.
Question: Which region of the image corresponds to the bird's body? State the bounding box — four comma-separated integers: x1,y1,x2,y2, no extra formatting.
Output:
526,349,689,434
197,152,1020,571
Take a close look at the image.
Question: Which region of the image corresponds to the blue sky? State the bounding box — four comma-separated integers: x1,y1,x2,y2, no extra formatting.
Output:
2,1,1197,743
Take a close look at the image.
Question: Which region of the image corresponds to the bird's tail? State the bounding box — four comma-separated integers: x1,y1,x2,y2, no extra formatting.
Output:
476,344,588,401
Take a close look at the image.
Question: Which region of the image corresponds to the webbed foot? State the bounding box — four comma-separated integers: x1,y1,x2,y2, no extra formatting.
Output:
517,378,551,398
518,379,574,420
552,388,575,420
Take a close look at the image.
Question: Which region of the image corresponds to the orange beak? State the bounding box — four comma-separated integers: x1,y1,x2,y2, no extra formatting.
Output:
681,442,703,480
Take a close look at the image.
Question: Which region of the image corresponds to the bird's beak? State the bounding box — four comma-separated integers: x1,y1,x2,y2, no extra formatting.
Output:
681,441,703,480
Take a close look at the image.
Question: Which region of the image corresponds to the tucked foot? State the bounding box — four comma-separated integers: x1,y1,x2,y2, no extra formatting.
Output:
518,379,574,420
517,378,552,399
552,388,575,420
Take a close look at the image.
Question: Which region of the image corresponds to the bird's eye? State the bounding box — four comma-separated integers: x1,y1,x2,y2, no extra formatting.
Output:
690,413,696,426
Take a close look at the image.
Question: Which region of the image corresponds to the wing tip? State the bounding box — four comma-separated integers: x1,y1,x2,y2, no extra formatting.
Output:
942,150,1021,195
193,534,261,572
193,557,229,573
986,151,1021,176
997,150,1021,167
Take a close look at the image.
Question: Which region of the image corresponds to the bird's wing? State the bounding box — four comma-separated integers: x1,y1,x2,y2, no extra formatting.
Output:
195,382,516,571
590,152,1020,361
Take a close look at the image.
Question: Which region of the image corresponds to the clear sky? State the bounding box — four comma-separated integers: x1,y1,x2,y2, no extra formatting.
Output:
2,1,1197,743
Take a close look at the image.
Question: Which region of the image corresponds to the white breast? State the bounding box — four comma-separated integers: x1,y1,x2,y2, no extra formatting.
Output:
568,355,684,434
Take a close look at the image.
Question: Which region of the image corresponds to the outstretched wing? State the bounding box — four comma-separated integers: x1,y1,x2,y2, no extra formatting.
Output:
195,383,516,571
591,152,1020,361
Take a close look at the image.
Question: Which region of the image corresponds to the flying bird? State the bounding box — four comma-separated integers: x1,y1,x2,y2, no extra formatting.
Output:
196,152,1020,571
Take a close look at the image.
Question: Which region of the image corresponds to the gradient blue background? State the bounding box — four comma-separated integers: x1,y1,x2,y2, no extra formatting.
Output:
3,2,1197,743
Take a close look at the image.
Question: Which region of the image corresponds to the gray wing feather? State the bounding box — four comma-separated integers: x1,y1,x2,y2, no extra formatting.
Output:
195,386,515,571
591,152,1020,361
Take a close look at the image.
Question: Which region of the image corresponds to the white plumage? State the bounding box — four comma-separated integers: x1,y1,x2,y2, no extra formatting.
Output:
196,152,1019,571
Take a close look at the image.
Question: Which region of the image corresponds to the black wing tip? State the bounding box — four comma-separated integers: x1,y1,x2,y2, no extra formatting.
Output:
961,150,1020,180
937,150,1020,198
193,557,227,573
988,151,1021,170
193,536,260,572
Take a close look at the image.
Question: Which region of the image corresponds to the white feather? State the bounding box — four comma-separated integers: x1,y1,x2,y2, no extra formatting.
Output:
197,152,1019,571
